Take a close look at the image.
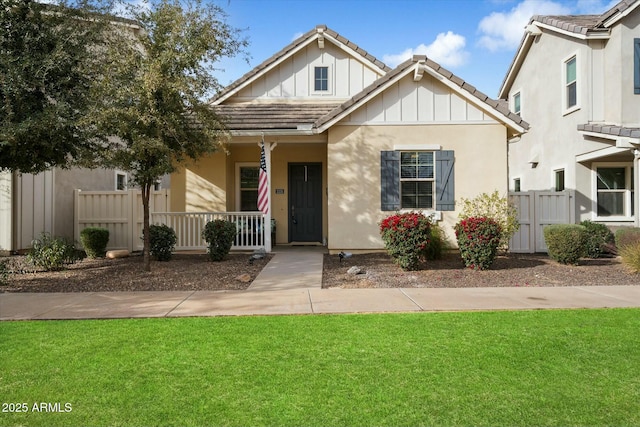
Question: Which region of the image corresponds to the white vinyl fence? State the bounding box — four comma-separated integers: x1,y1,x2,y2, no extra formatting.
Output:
509,190,576,253
74,189,265,252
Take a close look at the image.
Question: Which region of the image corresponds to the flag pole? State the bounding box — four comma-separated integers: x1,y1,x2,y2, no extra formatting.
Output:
258,133,272,252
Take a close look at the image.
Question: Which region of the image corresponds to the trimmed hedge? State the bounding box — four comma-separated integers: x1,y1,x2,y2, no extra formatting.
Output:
149,224,177,261
202,220,237,261
580,220,614,258
454,216,502,271
80,227,109,258
543,224,587,265
380,212,432,270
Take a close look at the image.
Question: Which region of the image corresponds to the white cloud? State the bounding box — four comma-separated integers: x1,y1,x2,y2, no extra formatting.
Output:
477,0,570,52
382,31,469,68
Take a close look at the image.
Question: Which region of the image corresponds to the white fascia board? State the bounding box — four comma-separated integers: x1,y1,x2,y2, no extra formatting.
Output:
576,146,630,162
498,35,534,99
420,66,527,134
580,130,640,147
213,36,319,105
601,2,640,27
535,22,610,40
230,129,315,137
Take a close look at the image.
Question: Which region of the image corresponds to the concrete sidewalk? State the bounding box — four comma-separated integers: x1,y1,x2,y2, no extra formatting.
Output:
1,246,640,320
2,286,640,321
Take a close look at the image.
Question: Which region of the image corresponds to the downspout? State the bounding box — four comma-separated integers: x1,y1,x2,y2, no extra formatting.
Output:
635,149,640,228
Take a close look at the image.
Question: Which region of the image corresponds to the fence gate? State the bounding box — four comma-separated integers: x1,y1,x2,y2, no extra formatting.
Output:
509,190,575,253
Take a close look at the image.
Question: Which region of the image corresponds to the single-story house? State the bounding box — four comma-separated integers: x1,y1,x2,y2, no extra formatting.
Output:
169,25,528,253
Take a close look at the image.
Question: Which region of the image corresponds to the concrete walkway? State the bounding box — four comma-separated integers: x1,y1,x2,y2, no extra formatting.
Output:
1,247,640,320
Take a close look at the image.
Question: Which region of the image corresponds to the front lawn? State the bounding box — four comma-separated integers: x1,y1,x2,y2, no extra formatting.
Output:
2,310,639,426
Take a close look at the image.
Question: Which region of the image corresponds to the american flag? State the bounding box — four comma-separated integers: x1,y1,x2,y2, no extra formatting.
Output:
257,143,269,214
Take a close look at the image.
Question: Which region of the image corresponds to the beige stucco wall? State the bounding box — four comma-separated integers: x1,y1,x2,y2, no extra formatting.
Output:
327,124,508,251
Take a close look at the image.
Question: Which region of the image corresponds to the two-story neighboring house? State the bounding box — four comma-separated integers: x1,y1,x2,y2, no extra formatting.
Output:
500,0,640,237
170,25,527,253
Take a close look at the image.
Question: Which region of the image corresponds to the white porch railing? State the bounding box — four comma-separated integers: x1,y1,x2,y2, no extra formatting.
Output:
150,212,265,251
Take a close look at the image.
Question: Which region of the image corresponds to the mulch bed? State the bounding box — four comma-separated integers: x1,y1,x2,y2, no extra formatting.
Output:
322,251,638,289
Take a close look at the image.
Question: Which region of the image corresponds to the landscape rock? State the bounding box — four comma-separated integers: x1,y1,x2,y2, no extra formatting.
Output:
235,273,252,283
106,250,130,259
347,266,364,275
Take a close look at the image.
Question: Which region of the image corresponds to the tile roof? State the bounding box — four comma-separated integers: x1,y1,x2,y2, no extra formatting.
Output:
531,14,602,35
315,55,529,132
214,103,341,131
212,25,391,104
578,123,640,138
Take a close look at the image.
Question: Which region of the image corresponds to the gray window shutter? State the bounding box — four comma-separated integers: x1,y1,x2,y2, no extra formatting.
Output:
435,150,455,211
380,151,400,211
635,39,640,94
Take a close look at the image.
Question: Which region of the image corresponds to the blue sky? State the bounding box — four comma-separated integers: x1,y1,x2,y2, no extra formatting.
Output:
210,0,618,97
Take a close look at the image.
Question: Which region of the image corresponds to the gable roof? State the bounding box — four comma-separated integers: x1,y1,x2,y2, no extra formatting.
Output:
315,55,529,137
211,25,391,105
498,0,640,98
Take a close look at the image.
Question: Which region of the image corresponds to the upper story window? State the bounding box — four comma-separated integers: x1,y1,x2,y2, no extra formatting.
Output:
565,55,577,110
634,38,640,94
513,92,521,115
400,151,434,209
314,66,328,92
513,178,521,192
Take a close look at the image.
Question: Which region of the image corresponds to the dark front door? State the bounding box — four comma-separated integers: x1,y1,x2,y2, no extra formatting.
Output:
289,163,322,242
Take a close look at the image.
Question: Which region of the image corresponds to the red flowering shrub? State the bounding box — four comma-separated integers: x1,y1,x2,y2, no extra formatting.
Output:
454,216,502,270
379,212,431,270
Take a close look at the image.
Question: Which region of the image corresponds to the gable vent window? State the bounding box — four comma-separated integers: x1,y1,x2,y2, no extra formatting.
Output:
314,66,328,91
634,38,640,94
565,56,577,109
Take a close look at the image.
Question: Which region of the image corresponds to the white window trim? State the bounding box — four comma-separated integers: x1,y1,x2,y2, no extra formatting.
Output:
235,162,259,211
512,89,522,116
115,171,128,191
562,52,580,116
591,162,635,221
310,64,333,95
399,150,436,211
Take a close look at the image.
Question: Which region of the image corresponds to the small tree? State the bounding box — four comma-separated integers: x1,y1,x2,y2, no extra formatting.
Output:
0,0,116,173
90,0,248,271
459,191,519,249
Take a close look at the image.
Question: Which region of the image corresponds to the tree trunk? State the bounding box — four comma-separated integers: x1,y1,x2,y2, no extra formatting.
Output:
142,181,151,272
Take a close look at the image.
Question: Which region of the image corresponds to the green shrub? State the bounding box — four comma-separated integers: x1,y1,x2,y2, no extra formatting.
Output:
580,220,614,258
379,212,432,270
425,223,448,261
454,216,502,270
615,227,640,249
149,224,177,261
27,232,80,271
543,224,587,265
0,259,8,286
619,241,640,273
458,191,519,249
202,220,237,261
80,227,110,258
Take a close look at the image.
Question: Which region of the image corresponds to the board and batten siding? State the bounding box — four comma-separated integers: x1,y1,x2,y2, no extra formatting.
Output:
343,73,494,124
235,42,384,100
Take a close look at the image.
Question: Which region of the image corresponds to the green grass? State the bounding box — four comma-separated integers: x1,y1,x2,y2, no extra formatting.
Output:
1,310,639,426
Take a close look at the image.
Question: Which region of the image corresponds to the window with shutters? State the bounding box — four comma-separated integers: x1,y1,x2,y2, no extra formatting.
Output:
380,150,454,212
400,152,434,209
